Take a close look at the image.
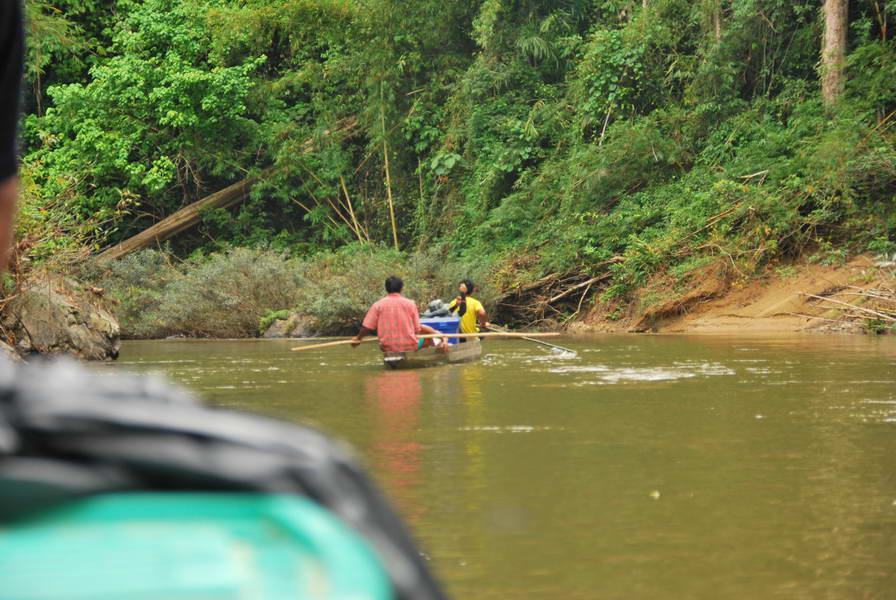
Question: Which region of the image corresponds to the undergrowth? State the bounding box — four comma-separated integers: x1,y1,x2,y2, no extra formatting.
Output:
89,245,499,337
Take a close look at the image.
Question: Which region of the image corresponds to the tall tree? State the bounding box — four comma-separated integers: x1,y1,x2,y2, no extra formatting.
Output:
821,0,848,106
712,0,722,42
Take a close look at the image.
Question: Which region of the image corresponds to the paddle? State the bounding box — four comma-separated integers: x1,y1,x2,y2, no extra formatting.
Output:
484,324,577,356
290,331,560,352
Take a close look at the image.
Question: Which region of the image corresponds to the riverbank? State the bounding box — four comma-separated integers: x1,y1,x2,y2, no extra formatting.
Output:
77,246,895,344
84,246,498,340
574,254,895,336
1,249,888,362
0,271,121,360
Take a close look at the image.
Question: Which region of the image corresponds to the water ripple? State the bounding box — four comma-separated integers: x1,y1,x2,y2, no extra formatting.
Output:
458,425,558,433
547,361,735,385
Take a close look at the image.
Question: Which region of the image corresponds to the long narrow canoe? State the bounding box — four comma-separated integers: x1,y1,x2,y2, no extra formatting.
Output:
383,339,481,369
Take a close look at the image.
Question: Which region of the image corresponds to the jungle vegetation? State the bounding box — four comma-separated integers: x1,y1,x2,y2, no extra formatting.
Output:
15,0,896,335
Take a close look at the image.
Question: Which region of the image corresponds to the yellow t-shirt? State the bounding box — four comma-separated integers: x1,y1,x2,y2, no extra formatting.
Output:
448,296,485,334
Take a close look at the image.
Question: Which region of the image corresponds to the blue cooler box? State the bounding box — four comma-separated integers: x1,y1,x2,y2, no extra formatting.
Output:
420,316,461,344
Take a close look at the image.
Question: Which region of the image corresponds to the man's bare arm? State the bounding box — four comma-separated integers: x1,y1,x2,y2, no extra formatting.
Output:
477,306,489,330
0,176,15,271
351,325,375,347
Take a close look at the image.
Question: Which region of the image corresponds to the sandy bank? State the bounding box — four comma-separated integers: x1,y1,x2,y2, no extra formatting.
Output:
574,255,894,335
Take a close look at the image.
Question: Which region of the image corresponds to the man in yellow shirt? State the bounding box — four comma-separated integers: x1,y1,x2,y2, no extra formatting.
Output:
448,279,489,337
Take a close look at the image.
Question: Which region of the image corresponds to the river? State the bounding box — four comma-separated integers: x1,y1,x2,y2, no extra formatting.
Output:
113,334,896,599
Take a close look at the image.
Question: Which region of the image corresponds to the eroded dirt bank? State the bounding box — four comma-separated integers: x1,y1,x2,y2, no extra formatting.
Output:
574,255,895,335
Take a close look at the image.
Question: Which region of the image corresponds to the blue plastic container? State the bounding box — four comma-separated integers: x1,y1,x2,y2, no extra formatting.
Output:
420,316,460,344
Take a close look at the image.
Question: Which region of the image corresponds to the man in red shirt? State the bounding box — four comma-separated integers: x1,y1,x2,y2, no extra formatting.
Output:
351,275,441,353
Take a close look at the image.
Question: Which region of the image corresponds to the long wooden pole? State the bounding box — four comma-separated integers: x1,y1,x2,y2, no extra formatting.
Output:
485,325,576,355
290,331,560,352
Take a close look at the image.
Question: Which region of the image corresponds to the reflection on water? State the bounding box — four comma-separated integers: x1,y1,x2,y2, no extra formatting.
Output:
112,334,896,600
364,370,423,520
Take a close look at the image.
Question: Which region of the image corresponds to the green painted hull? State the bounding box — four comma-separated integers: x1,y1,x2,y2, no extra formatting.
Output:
0,493,393,600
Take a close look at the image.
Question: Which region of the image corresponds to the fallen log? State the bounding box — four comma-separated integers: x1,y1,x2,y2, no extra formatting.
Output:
96,176,258,262
96,117,360,262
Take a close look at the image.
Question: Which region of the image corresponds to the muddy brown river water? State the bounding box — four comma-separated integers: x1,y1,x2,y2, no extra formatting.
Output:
113,334,896,599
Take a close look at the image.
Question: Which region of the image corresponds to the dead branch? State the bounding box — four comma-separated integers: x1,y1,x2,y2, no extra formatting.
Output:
548,273,611,304
738,170,769,183
831,291,896,304
800,293,896,322
787,312,847,323
674,203,744,249
576,279,596,315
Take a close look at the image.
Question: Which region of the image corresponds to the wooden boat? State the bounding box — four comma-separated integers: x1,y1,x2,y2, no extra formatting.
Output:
383,338,481,369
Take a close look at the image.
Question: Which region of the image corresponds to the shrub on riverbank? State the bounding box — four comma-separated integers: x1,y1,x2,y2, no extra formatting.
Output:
92,248,302,338
158,249,303,337
91,245,499,338
91,250,173,338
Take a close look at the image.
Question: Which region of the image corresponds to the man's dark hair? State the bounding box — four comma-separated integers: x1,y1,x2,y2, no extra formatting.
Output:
385,275,403,294
460,279,475,295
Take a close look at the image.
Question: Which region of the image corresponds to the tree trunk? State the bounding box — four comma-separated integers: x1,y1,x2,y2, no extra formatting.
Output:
713,0,722,42
95,116,359,262
821,0,848,106
95,177,258,262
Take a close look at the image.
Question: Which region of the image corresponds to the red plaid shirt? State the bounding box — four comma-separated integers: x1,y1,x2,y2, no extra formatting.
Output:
362,293,421,352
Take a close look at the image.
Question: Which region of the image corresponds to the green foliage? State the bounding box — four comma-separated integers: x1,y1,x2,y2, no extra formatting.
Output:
774,265,799,280
23,1,88,85
22,0,120,114
259,309,291,335
90,245,498,337
20,0,896,331
809,240,848,267
91,248,302,338
155,248,302,337
86,249,174,338
671,255,715,280
862,319,894,335
25,0,263,240
14,163,118,267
